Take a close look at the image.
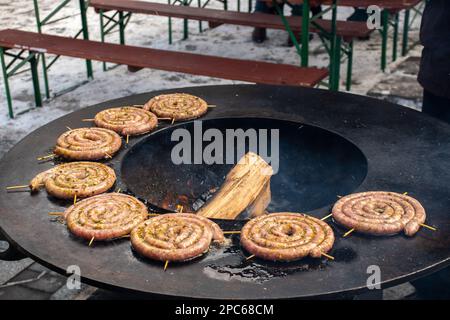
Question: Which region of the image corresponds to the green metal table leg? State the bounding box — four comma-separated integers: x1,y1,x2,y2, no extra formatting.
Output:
237,0,241,12
248,0,252,13
381,9,389,72
168,0,173,44
329,0,339,90
331,37,341,91
119,11,126,45
0,47,14,118
223,0,228,10
402,9,410,56
183,0,189,40
198,0,203,32
79,0,93,79
33,0,50,99
346,41,354,92
392,12,399,62
301,0,310,67
99,10,107,71
29,54,42,108
40,54,50,99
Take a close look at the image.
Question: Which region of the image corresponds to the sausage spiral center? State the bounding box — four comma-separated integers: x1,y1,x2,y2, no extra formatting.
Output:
65,193,148,241
94,107,158,136
143,93,208,121
131,213,224,262
240,213,335,261
332,191,426,236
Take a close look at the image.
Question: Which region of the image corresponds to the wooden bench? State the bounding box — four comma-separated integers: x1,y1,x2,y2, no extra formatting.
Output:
0,29,328,118
90,0,373,40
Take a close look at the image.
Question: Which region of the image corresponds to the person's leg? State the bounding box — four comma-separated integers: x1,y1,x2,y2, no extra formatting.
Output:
422,90,450,124
252,1,279,43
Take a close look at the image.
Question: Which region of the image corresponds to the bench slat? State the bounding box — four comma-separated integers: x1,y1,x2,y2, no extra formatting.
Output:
90,0,372,38
0,29,328,87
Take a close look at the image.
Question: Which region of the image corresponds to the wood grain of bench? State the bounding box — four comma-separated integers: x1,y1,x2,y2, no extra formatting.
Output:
89,0,373,39
0,29,328,87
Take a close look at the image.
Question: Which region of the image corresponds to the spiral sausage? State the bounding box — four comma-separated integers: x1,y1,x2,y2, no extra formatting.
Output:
131,213,224,262
94,107,158,136
30,162,116,199
65,193,148,241
240,213,334,261
332,191,426,236
143,93,208,121
54,127,122,160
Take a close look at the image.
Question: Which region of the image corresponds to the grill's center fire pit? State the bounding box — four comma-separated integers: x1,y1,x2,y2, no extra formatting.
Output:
121,117,367,217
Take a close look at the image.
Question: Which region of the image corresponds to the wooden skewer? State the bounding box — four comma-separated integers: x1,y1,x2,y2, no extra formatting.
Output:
403,192,408,195
208,105,217,108
88,236,95,246
176,205,183,213
245,254,255,261
104,152,112,159
171,118,175,125
82,119,95,122
337,195,342,198
116,188,121,193
223,231,241,235
37,154,55,161
164,260,169,271
321,252,335,260
132,104,144,107
73,194,77,205
6,185,30,190
321,213,333,221
48,212,64,216
343,228,355,238
420,223,437,231
157,117,172,120
66,126,72,131
120,234,131,239
148,213,160,217
126,135,129,144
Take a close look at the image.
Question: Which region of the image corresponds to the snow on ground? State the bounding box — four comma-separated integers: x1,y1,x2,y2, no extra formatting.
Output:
0,0,421,157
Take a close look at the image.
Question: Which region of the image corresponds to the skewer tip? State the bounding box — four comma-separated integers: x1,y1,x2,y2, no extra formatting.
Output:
321,252,335,260
164,260,169,271
420,223,437,231
321,213,333,221
245,254,256,261
343,228,355,238
88,236,95,247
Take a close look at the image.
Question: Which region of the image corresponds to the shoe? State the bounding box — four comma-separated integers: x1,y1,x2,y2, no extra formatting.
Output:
252,27,267,43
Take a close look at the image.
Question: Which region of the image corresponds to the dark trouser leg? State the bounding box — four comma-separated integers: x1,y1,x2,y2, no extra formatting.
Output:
252,1,279,43
422,90,450,124
347,7,369,21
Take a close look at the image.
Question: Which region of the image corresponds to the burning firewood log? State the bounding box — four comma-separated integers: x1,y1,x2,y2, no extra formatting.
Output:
197,152,273,219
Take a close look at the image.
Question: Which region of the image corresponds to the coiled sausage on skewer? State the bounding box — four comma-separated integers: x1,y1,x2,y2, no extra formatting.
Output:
54,127,122,160
131,213,224,262
143,93,208,121
65,193,148,241
240,212,335,261
30,162,116,199
332,191,426,236
94,107,158,136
